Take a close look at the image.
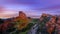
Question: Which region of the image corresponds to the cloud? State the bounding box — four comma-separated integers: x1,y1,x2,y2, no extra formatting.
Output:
0,6,5,13
1,0,60,10
0,0,60,19
0,10,18,18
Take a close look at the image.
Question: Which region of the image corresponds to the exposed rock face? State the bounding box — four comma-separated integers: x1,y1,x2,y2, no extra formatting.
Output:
39,14,51,34
55,17,60,34
40,13,51,21
40,13,49,21
14,11,29,30
46,16,56,34
39,14,57,34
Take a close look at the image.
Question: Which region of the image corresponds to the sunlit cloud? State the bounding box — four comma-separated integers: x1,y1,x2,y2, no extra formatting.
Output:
0,0,60,18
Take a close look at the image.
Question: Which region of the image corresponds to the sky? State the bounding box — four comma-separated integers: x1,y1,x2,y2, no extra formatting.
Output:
0,0,60,18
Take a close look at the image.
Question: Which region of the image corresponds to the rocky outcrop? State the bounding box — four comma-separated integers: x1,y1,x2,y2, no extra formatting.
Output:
14,11,29,30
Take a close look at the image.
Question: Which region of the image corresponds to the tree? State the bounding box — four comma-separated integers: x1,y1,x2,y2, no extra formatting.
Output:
0,19,4,24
